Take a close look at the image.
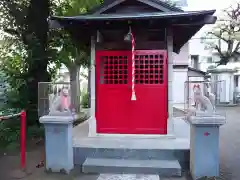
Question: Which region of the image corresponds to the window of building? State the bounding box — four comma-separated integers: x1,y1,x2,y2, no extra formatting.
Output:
207,57,213,63
190,55,199,69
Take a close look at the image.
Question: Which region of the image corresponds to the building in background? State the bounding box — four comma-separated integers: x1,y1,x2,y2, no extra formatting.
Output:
171,0,210,105
55,65,88,94
186,0,240,105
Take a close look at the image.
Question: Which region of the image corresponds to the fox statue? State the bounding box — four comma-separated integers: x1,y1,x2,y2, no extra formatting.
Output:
186,85,214,118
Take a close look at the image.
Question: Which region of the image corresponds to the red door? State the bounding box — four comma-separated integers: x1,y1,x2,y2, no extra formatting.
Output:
96,50,168,134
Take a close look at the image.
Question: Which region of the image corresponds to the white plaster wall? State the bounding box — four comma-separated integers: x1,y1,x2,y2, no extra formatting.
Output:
217,73,234,103
173,69,188,104
173,43,189,65
188,39,211,57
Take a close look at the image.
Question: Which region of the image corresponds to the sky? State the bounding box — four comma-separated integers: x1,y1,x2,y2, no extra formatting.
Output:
183,0,239,37
184,0,237,11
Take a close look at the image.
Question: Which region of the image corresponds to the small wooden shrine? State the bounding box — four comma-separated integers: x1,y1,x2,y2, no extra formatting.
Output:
50,0,216,135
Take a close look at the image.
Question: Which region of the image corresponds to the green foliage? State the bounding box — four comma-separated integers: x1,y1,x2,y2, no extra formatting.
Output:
0,39,28,110
0,117,21,148
50,0,101,113
81,91,89,108
0,0,100,149
0,118,44,150
50,0,103,70
0,0,54,125
53,0,102,16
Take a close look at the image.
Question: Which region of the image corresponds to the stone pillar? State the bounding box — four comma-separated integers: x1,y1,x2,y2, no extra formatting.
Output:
39,115,74,174
188,115,225,179
166,28,174,134
88,36,97,137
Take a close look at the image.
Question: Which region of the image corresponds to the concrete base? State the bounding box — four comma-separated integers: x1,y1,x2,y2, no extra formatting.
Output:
40,115,75,174
188,115,225,180
72,117,190,177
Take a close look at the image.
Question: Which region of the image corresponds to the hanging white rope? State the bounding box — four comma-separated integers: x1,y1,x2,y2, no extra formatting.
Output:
130,27,136,101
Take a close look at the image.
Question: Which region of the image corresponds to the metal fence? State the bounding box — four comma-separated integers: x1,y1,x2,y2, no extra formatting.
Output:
184,80,223,110
38,82,72,117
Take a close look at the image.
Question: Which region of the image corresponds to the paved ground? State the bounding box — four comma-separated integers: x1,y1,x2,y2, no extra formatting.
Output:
218,106,240,180
174,106,240,180
0,107,239,180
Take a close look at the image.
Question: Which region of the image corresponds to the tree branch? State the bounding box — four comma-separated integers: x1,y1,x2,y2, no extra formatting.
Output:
202,2,240,65
208,32,228,43
233,42,240,53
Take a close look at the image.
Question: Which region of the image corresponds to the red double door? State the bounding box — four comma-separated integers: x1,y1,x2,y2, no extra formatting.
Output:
96,50,168,134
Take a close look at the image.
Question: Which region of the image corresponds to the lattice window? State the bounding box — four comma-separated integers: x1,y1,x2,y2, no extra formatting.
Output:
100,56,128,84
135,54,164,84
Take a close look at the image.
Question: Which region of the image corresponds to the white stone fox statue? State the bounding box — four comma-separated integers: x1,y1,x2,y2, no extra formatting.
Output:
203,83,216,111
186,86,214,118
49,87,71,114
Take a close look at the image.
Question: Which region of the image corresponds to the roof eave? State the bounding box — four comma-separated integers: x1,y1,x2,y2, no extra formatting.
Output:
48,10,217,53
50,10,216,22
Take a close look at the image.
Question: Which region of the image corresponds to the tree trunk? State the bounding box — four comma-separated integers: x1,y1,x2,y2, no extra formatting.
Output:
26,0,50,156
25,0,50,126
69,66,81,113
27,64,50,126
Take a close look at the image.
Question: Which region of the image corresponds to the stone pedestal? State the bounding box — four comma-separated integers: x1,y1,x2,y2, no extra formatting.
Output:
39,115,76,174
188,114,225,180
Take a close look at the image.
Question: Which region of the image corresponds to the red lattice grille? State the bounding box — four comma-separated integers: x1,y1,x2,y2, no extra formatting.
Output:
100,56,128,84
135,54,164,84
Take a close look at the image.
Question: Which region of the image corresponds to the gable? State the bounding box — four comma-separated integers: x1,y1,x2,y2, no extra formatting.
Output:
90,0,183,15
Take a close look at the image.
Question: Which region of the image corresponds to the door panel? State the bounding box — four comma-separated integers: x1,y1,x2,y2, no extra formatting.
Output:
96,50,168,134
130,50,168,134
96,51,132,133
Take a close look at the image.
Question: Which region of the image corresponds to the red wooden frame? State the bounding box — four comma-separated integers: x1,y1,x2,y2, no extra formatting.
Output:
96,50,168,134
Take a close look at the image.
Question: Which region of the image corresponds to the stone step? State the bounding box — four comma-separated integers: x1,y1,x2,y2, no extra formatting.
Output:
74,147,189,169
97,174,188,180
91,148,176,160
82,158,182,177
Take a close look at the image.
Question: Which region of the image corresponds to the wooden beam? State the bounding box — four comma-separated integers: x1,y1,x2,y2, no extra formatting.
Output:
96,41,166,50
204,15,217,24
173,15,217,26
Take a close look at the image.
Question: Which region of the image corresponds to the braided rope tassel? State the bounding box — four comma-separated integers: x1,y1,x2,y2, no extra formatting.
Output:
130,29,136,101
